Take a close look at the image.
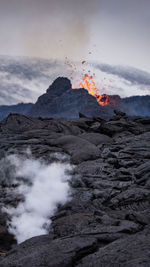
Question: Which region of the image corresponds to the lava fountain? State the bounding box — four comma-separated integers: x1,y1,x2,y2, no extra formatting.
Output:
65,58,120,106
77,73,110,106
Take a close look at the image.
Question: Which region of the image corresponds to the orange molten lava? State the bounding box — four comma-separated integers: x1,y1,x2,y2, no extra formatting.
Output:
78,73,110,106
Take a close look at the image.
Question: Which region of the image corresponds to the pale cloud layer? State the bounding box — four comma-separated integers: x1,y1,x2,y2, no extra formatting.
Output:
0,56,149,105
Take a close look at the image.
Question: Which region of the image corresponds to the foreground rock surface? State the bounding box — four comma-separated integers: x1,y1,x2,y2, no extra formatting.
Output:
0,111,150,266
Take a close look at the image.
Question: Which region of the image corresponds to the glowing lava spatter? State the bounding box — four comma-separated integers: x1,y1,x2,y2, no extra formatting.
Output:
65,58,119,106
77,73,111,106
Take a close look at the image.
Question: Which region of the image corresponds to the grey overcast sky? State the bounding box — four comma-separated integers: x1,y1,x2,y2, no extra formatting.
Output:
0,0,150,72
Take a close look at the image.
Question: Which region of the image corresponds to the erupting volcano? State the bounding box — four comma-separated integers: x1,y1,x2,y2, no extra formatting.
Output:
28,76,119,119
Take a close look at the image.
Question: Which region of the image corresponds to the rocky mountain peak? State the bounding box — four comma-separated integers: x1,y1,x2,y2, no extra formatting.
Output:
46,77,72,96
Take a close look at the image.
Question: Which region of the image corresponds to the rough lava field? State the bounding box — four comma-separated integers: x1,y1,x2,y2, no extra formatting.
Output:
0,108,150,266
0,57,150,266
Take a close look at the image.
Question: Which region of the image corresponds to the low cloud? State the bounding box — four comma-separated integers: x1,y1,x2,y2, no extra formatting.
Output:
96,63,150,86
0,56,70,105
0,56,150,105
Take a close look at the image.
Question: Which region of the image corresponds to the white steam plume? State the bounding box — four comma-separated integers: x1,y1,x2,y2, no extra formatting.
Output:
3,154,72,244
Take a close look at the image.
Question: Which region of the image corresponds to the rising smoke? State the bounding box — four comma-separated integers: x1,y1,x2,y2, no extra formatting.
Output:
3,153,73,244
0,0,101,60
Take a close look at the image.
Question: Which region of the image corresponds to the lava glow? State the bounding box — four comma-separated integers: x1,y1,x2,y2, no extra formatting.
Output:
77,73,110,106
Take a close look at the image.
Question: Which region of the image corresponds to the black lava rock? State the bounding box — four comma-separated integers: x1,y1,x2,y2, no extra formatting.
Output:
0,112,150,266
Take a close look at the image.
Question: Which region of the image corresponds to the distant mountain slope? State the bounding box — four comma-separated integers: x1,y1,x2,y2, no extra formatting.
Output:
0,103,33,121
121,95,150,117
